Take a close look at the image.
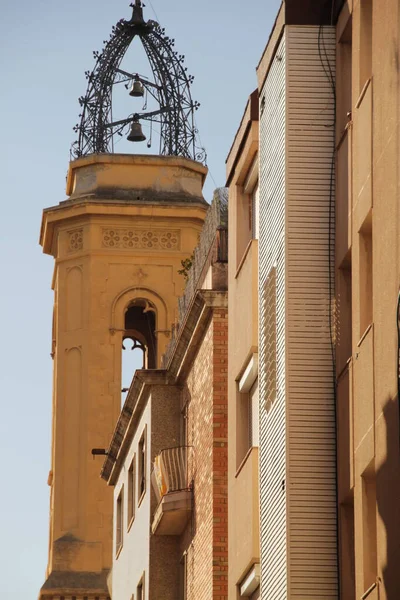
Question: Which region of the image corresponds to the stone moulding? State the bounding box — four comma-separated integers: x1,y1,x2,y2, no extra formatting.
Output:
68,228,84,253
101,227,180,250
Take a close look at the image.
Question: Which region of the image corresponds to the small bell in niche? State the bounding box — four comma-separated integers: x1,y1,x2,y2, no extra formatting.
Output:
129,74,144,97
127,115,146,142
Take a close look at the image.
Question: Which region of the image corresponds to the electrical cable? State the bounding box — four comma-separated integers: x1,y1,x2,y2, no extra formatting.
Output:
147,0,160,25
318,3,340,596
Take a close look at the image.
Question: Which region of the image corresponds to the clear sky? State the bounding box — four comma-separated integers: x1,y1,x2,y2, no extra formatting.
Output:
0,0,281,597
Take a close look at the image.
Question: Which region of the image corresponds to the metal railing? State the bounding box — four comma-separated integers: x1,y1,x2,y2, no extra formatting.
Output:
151,446,190,503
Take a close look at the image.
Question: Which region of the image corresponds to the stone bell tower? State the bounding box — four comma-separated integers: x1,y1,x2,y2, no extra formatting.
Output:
38,2,208,599
39,154,207,599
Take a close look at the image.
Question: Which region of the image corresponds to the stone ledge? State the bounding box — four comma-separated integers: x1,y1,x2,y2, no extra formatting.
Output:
40,569,110,599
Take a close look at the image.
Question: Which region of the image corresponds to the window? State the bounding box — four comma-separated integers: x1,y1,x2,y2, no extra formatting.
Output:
121,300,158,404
137,573,145,600
138,428,147,503
340,498,355,599
236,186,252,266
128,455,136,527
179,552,187,600
251,184,259,240
236,354,259,468
239,563,260,598
362,468,377,592
236,156,258,268
359,220,373,336
337,16,352,133
248,379,259,448
116,487,124,555
337,264,352,370
359,0,372,91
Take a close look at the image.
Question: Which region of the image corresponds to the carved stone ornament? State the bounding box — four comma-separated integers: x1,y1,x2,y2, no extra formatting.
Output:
68,229,84,253
102,228,180,250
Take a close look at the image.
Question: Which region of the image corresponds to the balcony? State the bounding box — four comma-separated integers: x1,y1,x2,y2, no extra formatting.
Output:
151,446,192,535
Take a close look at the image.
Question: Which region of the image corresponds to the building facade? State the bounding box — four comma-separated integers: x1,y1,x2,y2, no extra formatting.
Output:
38,154,207,600
335,1,400,599
37,1,400,599
101,191,229,600
226,90,260,600
225,1,400,599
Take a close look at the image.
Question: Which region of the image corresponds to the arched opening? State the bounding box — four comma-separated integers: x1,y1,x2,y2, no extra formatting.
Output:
121,299,157,401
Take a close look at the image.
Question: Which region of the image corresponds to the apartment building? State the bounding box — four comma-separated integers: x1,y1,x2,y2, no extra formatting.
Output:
226,90,260,600
226,1,400,599
101,191,229,600
335,1,400,599
226,2,340,597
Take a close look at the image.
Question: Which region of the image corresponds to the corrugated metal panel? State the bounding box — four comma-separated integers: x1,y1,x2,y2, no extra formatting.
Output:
286,26,338,598
259,33,287,600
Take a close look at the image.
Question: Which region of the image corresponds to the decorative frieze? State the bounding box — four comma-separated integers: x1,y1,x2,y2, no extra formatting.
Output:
68,229,83,253
102,228,180,250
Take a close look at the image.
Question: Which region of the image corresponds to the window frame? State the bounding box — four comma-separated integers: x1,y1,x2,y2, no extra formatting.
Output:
127,454,136,530
248,378,259,449
137,572,145,600
236,354,259,469
116,486,124,557
138,427,147,506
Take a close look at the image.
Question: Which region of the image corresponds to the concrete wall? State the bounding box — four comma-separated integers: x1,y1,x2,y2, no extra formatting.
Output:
112,400,151,600
226,101,260,598
335,2,400,599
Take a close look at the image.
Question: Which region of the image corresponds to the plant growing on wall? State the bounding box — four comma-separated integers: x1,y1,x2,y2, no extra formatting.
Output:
178,254,194,280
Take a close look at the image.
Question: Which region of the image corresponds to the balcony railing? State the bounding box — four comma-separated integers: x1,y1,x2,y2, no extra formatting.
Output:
151,446,190,503
151,446,192,535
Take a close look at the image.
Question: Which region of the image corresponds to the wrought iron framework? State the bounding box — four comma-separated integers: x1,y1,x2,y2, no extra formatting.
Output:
71,1,205,162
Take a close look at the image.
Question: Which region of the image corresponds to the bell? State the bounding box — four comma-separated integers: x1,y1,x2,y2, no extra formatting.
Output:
127,117,146,142
129,75,144,98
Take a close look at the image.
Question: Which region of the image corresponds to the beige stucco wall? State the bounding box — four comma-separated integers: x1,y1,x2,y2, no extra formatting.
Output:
336,1,400,598
226,118,260,597
39,154,207,597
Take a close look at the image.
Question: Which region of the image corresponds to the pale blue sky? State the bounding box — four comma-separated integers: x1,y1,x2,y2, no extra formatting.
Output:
0,1,280,597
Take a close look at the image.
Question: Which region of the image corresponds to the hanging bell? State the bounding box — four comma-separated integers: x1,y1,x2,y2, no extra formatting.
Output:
129,75,144,98
127,116,146,143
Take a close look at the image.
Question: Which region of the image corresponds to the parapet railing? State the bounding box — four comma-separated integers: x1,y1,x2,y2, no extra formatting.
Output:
161,187,228,368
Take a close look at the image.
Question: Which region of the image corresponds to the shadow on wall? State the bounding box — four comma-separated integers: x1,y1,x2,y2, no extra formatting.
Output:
376,397,400,596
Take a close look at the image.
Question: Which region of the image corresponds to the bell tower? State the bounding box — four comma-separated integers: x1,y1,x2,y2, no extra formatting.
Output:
40,154,207,599
38,3,208,599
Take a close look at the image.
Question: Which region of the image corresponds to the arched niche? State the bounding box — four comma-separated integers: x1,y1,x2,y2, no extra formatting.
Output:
123,299,157,370
111,286,168,334
111,288,170,389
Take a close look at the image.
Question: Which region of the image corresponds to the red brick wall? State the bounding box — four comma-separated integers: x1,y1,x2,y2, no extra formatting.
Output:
183,308,228,600
212,309,228,600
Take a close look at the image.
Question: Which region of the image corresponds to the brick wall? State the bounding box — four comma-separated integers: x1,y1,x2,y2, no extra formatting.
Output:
183,307,228,600
212,309,228,600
